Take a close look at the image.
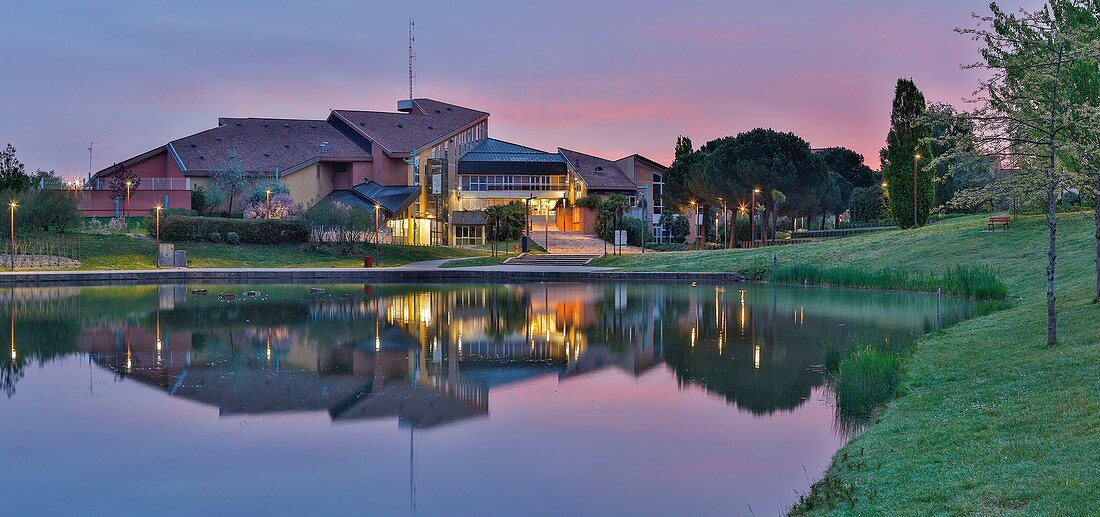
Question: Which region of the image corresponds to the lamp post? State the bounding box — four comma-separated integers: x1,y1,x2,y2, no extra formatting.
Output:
124,180,133,221
718,197,727,249
374,204,381,251
265,189,272,217
737,205,748,248
689,200,699,250
751,189,761,248
154,205,162,248
912,153,921,228
8,202,15,271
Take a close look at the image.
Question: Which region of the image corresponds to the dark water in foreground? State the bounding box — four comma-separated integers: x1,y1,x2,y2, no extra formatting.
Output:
0,282,983,516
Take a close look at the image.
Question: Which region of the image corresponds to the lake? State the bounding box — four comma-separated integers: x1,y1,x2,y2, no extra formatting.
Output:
0,281,983,516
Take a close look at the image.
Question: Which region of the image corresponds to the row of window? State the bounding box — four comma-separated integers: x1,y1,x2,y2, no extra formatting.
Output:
454,225,484,245
460,175,568,192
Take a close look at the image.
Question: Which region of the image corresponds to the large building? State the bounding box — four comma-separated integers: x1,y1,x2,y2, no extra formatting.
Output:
89,98,668,245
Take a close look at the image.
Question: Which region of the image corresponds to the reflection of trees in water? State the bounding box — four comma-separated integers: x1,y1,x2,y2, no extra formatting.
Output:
1,317,82,398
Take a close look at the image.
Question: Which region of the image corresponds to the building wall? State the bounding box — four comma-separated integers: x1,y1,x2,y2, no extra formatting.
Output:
281,164,332,208
372,155,408,186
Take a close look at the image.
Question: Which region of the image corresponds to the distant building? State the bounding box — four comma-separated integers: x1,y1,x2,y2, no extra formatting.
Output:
90,98,666,245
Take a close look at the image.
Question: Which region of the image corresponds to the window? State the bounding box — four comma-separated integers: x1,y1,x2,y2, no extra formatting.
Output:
459,175,567,192
455,225,484,245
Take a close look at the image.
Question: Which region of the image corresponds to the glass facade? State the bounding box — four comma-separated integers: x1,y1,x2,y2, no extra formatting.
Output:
460,175,568,192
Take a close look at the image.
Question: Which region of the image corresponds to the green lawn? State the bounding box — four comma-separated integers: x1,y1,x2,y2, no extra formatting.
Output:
24,232,485,270
597,212,1100,515
439,254,515,268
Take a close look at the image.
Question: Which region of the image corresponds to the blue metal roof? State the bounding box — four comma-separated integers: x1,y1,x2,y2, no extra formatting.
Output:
458,138,568,175
321,180,420,216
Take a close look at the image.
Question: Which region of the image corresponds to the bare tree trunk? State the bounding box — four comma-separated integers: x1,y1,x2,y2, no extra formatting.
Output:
1046,44,1063,346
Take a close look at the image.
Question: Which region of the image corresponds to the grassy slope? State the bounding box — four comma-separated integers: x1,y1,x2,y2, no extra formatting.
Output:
597,212,1100,515
38,232,483,270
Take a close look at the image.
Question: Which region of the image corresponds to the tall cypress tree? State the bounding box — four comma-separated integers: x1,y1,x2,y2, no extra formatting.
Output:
882,78,932,228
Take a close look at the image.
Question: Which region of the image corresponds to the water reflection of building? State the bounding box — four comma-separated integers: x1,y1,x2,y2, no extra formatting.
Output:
4,282,970,426
78,284,656,429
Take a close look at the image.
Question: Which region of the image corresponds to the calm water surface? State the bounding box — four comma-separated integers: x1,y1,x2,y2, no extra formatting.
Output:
0,282,982,516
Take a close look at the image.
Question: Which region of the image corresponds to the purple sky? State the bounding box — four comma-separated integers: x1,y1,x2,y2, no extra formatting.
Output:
1,0,1039,178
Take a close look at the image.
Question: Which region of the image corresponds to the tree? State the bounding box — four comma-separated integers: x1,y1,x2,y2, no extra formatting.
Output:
882,78,933,229
1055,0,1100,302
923,103,996,208
0,143,31,194
817,147,876,188
674,135,693,161
16,189,80,233
191,185,209,214
959,0,1095,344
850,185,887,222
208,154,249,216
107,165,141,216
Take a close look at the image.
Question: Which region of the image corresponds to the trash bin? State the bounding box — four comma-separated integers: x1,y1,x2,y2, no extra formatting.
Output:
521,236,529,253
364,255,373,268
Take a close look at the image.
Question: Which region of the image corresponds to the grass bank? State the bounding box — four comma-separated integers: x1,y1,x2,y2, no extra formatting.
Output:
597,212,1100,514
19,232,484,270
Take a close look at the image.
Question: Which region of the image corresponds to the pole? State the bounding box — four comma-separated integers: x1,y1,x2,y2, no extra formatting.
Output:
544,203,549,253
750,191,756,249
9,203,14,271
913,154,920,228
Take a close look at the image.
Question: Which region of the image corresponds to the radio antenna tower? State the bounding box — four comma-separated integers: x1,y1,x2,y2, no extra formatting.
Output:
88,141,99,181
408,18,415,99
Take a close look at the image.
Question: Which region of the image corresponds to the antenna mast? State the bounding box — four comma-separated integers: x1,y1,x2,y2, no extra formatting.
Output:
88,141,98,182
408,18,415,99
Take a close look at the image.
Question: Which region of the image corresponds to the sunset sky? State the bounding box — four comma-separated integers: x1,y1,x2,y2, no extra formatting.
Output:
1,0,1039,177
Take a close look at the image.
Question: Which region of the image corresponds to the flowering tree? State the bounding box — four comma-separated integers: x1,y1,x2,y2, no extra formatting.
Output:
243,193,301,220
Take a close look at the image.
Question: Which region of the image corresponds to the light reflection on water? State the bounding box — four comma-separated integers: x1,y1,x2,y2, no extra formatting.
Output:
0,282,982,516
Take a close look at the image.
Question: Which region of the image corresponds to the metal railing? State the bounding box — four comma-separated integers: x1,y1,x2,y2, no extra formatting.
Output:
88,178,191,191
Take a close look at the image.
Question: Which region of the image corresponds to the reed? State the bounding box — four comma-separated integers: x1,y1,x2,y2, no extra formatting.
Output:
768,263,1007,300
835,347,903,415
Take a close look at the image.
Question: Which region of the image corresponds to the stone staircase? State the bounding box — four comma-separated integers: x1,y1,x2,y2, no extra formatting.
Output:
504,254,601,267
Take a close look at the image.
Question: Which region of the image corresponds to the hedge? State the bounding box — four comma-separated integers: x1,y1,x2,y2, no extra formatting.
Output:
147,215,309,244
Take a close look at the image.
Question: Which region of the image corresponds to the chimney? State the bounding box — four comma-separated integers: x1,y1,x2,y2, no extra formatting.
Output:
320,141,329,155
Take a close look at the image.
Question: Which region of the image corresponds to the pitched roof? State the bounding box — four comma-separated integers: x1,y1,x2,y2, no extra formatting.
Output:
458,138,567,175
331,99,488,156
321,180,420,216
168,118,371,176
558,148,637,191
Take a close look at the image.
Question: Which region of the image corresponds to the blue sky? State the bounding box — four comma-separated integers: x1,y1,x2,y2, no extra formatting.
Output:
0,0,1039,177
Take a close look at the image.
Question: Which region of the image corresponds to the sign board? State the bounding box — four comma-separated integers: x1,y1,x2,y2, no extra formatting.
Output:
614,230,627,246
696,213,703,225
431,173,442,195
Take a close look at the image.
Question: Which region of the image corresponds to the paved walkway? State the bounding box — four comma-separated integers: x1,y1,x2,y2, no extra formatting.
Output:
527,216,642,254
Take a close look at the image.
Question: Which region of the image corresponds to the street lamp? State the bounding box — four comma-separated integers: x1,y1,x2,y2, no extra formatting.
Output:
751,189,761,248
689,200,699,250
124,180,133,221
8,202,16,271
718,197,727,249
374,204,381,251
912,153,921,228
154,205,162,248
265,189,272,216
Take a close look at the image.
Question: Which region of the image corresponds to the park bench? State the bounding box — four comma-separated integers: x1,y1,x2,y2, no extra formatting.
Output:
987,216,1011,231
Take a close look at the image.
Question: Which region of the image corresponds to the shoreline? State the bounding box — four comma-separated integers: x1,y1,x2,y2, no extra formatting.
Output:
0,266,749,285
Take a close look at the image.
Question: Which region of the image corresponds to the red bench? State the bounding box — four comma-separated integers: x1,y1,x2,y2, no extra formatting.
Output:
988,216,1011,231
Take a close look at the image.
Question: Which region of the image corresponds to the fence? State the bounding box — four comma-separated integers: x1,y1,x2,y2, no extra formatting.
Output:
1,238,81,270
87,178,191,191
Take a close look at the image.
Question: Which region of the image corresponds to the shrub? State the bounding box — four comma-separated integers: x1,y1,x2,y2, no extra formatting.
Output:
208,231,222,243
191,185,208,214
836,347,903,415
574,195,601,209
601,216,652,246
302,201,376,252
149,214,308,244
16,189,80,233
226,231,240,244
